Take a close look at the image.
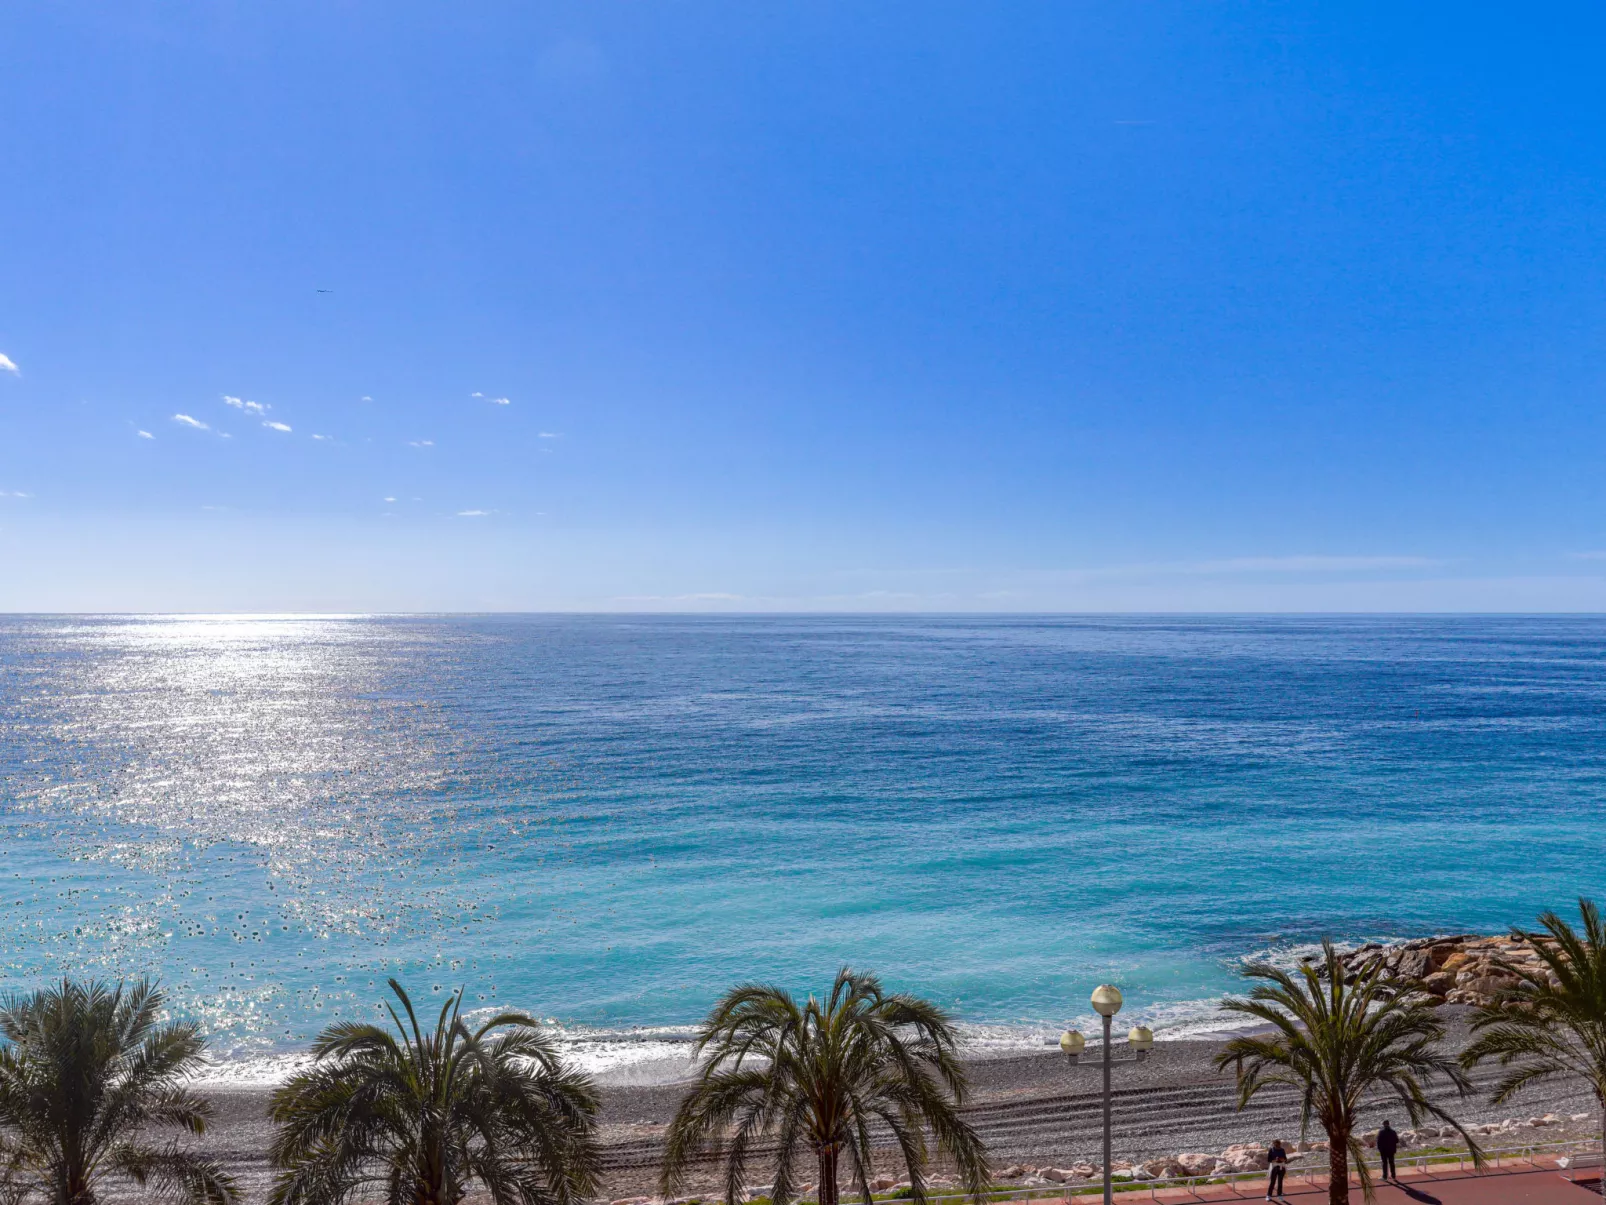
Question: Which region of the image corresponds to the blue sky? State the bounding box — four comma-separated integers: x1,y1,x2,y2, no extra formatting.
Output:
2,2,1605,611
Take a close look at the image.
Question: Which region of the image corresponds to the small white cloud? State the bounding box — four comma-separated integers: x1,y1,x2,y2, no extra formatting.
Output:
263,420,292,432
137,430,155,440
491,396,510,405
311,433,330,441
0,353,18,375
172,414,210,430
223,395,269,414
471,391,484,398
409,439,434,448
538,431,560,439
361,395,373,402
383,496,397,503
0,489,32,499
457,509,491,517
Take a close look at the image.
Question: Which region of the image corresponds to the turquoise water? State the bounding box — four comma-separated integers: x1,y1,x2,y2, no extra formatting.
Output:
2,614,1604,1075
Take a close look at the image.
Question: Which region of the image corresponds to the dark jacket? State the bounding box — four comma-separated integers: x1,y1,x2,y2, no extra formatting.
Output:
1376,1126,1398,1155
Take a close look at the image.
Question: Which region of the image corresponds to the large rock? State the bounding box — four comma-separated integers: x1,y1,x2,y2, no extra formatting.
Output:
1396,949,1431,978
1176,1153,1222,1176
1421,971,1455,995
1222,1144,1268,1172
1142,1159,1186,1179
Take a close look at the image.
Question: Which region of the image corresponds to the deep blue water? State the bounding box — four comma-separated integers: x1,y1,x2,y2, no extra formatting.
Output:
2,614,1604,1073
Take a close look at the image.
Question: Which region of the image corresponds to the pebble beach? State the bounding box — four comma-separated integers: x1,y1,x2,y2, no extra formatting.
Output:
178,1008,1599,1204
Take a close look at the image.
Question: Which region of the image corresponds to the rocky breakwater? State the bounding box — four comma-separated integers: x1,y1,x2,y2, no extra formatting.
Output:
1326,934,1558,1006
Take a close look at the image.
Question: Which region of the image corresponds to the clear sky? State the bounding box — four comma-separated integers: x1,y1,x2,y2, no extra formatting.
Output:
3,2,1605,611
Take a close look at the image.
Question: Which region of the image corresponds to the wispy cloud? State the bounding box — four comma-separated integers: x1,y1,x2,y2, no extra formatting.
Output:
1188,555,1442,573
538,431,560,439
1569,551,1606,561
471,391,484,398
383,496,397,503
457,509,492,517
0,353,18,375
612,592,748,603
137,430,154,440
490,396,510,405
408,439,434,448
361,395,373,402
0,489,32,499
263,420,292,433
223,395,269,415
311,433,330,441
172,414,210,430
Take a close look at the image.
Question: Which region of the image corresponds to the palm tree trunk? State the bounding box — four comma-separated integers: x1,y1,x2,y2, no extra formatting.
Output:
1326,1135,1349,1205
64,1165,95,1205
817,1143,840,1205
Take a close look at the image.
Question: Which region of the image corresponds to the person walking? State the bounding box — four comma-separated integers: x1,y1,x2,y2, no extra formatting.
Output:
1265,1139,1288,1199
1377,1120,1399,1180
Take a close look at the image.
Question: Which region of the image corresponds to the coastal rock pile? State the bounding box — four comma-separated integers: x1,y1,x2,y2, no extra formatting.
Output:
1326,934,1559,1007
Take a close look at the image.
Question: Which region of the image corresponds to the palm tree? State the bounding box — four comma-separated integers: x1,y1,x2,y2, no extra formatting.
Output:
0,978,237,1205
267,979,600,1205
1462,898,1606,1198
1215,940,1481,1205
661,968,988,1205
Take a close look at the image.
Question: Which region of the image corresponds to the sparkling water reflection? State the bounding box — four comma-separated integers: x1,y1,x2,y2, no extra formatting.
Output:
2,614,1605,1074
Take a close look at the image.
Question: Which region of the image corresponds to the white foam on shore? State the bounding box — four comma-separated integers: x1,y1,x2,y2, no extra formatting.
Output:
190,937,1460,1088
186,1003,1257,1089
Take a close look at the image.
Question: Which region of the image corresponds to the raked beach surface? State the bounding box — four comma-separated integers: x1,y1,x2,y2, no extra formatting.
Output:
3,616,1606,1107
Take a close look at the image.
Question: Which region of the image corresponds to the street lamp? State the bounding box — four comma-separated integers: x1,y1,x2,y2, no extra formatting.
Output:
1059,1029,1085,1063
1128,1026,1153,1062
1090,986,1123,1205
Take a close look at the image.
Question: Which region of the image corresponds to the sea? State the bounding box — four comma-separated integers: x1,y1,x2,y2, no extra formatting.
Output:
2,614,1603,1084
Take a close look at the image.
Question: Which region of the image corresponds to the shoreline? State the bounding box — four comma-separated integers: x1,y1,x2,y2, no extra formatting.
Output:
180,931,1520,1091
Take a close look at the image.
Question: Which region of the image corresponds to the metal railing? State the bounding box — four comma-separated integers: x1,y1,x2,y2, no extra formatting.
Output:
635,1137,1603,1205
829,1137,1604,1205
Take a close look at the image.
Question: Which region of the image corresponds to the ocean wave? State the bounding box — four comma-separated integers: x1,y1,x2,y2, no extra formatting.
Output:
186,1000,1265,1089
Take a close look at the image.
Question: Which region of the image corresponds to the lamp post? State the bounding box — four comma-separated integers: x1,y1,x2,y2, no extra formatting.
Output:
1059,1028,1085,1063
1128,1026,1153,1062
1090,986,1123,1205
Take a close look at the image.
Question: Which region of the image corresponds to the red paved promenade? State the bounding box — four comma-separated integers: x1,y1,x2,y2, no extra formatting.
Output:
1011,1155,1602,1205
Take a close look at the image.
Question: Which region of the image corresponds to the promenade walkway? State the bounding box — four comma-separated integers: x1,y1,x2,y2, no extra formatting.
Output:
1012,1156,1601,1205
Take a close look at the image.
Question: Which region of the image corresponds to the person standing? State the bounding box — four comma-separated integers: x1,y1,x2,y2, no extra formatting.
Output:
1265,1139,1288,1199
1377,1120,1399,1180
